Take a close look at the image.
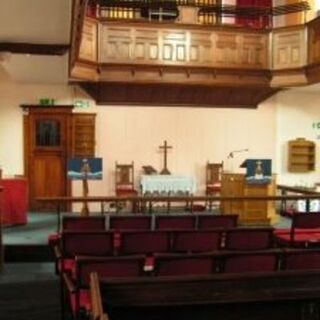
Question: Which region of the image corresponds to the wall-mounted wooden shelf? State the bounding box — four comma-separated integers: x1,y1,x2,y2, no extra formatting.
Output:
72,113,96,158
288,138,315,173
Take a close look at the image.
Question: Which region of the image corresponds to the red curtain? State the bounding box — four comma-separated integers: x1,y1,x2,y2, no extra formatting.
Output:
236,0,272,29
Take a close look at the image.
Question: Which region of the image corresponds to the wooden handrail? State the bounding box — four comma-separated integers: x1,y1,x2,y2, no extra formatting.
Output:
90,272,104,320
36,193,320,203
277,184,319,195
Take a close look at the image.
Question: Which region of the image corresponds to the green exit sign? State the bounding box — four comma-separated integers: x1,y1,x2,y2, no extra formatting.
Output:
39,98,55,106
74,100,90,108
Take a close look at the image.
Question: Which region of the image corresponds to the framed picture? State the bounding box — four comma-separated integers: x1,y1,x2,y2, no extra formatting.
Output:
67,158,103,180
244,159,272,185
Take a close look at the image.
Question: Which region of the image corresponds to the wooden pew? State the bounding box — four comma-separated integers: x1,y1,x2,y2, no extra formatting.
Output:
90,270,320,320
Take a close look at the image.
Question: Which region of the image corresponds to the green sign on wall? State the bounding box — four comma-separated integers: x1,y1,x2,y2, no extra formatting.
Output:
39,98,55,106
74,100,90,108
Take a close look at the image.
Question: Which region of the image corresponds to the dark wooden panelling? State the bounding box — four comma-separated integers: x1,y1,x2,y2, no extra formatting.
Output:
0,43,69,56
79,82,279,108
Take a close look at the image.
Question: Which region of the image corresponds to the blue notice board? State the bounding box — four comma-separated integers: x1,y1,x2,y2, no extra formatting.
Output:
245,159,272,185
67,158,103,180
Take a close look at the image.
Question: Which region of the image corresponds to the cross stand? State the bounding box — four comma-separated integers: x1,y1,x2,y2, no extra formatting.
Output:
159,140,172,175
81,160,90,216
81,177,89,216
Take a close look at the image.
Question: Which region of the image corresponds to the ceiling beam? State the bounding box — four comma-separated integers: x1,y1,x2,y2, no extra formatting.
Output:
0,42,70,56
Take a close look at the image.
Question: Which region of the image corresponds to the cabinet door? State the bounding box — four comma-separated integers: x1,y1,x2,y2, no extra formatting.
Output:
72,113,96,157
24,106,73,211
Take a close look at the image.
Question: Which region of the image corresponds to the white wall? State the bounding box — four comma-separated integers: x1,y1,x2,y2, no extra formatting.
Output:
275,89,320,187
0,78,73,175
88,99,277,196
3,77,320,211
0,79,277,200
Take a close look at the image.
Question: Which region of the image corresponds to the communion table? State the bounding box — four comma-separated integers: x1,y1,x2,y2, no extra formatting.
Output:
141,175,196,195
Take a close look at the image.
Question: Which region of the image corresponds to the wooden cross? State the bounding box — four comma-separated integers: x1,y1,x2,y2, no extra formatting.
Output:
159,140,172,175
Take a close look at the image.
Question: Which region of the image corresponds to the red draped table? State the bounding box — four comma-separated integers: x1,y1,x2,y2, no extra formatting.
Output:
0,186,3,271
0,178,28,225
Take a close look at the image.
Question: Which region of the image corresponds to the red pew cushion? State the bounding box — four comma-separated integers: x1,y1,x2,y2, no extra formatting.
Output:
70,289,91,315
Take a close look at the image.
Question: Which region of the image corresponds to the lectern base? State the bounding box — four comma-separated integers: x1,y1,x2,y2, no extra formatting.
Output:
221,173,277,226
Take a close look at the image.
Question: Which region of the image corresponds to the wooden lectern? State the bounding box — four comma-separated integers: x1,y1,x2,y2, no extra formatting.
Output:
221,173,277,225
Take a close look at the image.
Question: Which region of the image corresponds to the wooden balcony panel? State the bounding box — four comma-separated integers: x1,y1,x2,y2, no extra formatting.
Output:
79,18,98,62
99,64,271,86
98,23,269,70
272,26,307,71
308,17,320,66
70,61,99,81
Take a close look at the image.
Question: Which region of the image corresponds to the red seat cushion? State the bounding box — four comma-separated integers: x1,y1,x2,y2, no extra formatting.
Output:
144,256,154,271
206,184,221,193
116,188,138,196
191,204,206,212
59,258,75,274
114,232,121,249
70,289,91,315
275,228,320,245
274,228,290,235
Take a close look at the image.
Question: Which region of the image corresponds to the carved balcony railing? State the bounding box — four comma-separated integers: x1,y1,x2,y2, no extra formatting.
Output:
69,1,320,106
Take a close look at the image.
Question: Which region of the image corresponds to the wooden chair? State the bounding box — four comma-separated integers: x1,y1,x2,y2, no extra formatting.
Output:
115,162,137,195
115,162,138,212
206,162,223,196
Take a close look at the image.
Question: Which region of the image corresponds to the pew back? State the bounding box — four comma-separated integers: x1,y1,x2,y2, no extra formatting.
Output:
63,216,106,231
93,270,320,320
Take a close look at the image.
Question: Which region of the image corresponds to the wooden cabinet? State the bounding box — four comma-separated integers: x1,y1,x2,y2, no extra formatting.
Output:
288,138,315,173
23,105,73,211
72,113,96,157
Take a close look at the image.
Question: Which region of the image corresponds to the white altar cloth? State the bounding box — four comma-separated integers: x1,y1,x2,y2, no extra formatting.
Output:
141,175,196,195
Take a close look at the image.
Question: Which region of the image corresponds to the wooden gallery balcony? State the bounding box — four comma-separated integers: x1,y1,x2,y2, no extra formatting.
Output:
70,3,320,107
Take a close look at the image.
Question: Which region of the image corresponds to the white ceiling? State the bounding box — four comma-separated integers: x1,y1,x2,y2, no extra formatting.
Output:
0,0,71,84
0,0,71,43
